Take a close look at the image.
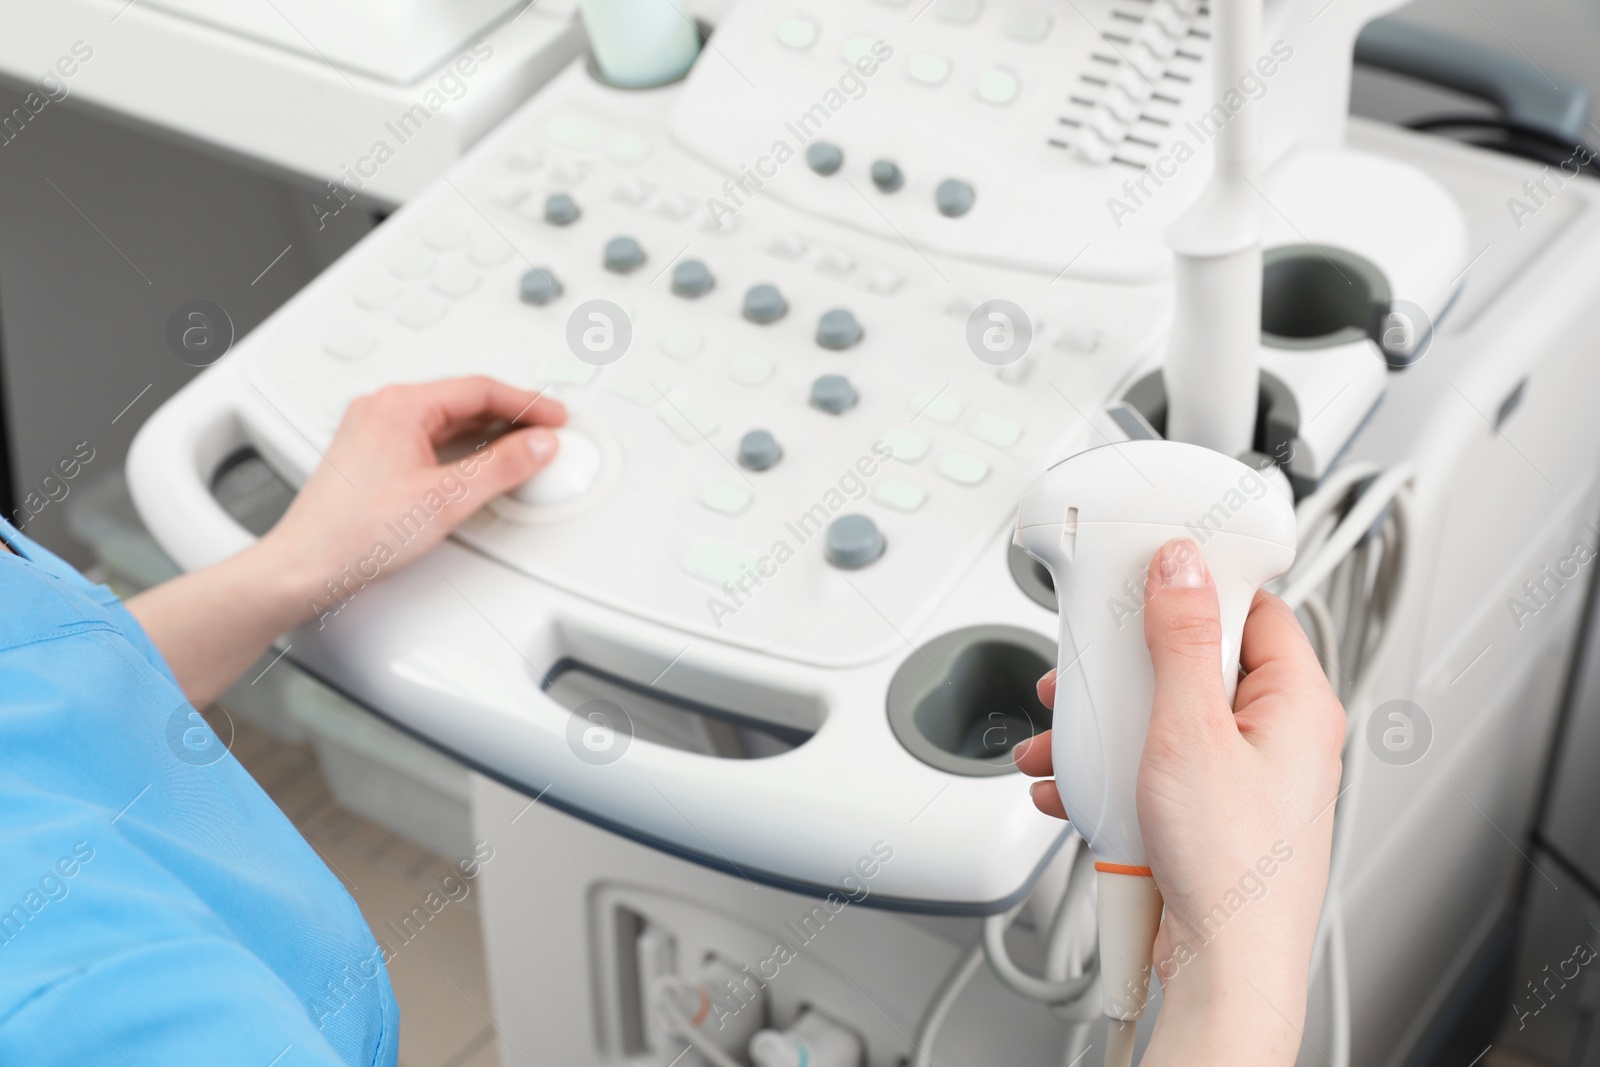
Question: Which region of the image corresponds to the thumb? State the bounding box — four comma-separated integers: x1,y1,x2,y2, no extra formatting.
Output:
450,426,561,506
1143,538,1231,734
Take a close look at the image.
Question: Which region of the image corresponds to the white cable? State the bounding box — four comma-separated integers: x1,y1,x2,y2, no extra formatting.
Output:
1323,488,1414,912
983,904,1098,1004
1306,486,1417,1067
1328,900,1351,1067
1281,465,1414,610
916,841,1099,1066
654,980,747,1067
1046,846,1101,1063
1301,593,1342,686
1291,462,1383,552
912,943,985,1067
1044,844,1098,983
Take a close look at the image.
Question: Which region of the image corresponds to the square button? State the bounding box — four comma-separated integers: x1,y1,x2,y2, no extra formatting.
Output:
874,479,927,512
767,235,809,261
538,354,598,385
386,248,435,280
862,269,905,295
324,324,377,362
1003,9,1051,40
395,295,448,329
878,427,931,462
933,0,981,23
938,451,989,485
658,324,704,359
684,539,759,586
602,373,657,405
353,277,399,310
971,412,1022,448
656,390,718,441
728,352,774,386
701,482,752,515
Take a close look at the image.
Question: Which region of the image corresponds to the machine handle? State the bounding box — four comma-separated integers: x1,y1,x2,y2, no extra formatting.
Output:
1355,17,1593,146
292,558,1065,910
125,356,264,572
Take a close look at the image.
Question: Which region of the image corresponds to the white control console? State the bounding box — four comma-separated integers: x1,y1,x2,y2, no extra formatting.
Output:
130,0,1463,909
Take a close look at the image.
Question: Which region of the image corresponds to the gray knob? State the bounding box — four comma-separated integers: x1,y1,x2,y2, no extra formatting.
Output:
935,178,976,217
519,268,563,305
544,193,580,225
604,236,646,273
743,283,787,324
806,142,844,175
816,308,862,349
738,429,783,470
672,259,715,298
826,514,885,569
810,374,858,414
871,160,903,193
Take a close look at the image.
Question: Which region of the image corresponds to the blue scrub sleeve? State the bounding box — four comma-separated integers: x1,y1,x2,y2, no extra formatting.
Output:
0,519,399,1067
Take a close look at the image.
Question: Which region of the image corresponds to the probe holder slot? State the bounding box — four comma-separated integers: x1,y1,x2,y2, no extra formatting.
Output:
887,626,1055,777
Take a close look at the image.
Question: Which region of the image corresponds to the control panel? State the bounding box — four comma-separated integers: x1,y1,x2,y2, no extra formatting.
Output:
240,8,1189,667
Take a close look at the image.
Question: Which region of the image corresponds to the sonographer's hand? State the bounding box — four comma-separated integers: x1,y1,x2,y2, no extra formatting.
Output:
130,376,566,705
265,376,567,587
1013,538,1345,1065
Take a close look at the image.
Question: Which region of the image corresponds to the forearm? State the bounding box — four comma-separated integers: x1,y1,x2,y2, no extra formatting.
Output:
126,537,315,706
1141,947,1307,1066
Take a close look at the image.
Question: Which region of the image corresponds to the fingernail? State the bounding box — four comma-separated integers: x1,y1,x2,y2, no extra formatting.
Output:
1156,538,1207,589
1012,737,1033,762
1028,781,1048,802
527,428,558,463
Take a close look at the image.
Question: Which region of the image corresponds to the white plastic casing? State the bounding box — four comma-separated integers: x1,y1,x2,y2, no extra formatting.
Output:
1014,441,1297,869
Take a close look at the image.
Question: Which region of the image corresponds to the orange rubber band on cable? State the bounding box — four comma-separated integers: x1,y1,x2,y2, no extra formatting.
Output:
1094,862,1154,876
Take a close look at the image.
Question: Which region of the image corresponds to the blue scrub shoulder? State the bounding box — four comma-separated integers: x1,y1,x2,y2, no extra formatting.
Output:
0,519,400,1067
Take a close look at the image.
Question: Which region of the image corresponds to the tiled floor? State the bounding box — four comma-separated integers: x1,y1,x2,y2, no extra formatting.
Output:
216,710,501,1067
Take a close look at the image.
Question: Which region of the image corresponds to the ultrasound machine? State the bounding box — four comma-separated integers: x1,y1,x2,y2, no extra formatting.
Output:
122,0,1600,1062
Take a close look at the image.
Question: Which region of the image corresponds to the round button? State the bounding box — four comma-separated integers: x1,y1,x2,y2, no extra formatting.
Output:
511,429,601,506
421,218,468,249
738,429,783,470
743,283,787,324
908,53,951,84
817,308,863,349
604,236,647,273
936,178,976,217
520,268,563,305
871,160,904,193
810,374,858,414
977,69,1019,104
545,193,581,225
842,35,877,65
671,259,715,298
776,17,817,48
806,142,844,176
826,514,886,569
469,235,514,266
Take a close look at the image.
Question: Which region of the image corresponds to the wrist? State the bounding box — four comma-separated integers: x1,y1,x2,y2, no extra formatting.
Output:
1148,943,1307,1066
235,533,328,629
